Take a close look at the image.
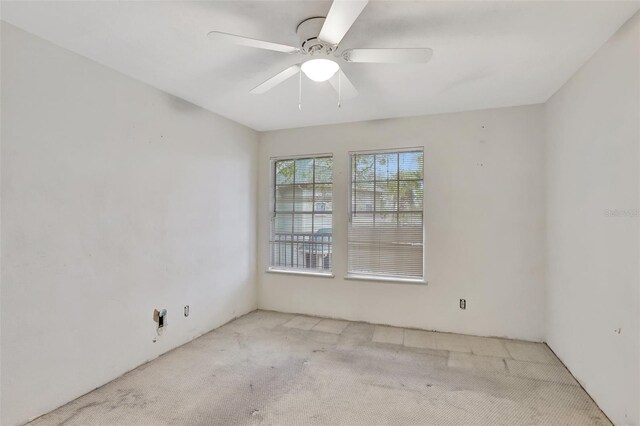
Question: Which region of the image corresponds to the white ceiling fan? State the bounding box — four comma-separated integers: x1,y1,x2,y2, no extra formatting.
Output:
207,0,433,102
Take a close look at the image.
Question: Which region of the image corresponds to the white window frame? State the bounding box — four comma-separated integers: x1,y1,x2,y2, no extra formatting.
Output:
345,147,427,284
267,153,335,277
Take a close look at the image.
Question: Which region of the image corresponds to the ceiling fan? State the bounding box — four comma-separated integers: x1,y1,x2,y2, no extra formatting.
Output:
207,0,433,104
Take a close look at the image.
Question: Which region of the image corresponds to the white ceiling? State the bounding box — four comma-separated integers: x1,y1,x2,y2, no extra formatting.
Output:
2,1,639,131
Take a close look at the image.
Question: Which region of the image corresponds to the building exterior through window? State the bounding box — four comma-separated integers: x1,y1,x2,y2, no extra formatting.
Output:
270,155,333,273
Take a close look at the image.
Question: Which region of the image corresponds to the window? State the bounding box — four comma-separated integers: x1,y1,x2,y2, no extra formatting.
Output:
270,155,333,273
348,149,424,280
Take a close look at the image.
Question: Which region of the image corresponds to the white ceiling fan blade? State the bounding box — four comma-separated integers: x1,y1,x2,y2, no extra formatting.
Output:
329,69,358,100
342,48,433,63
250,65,301,94
207,31,299,54
318,0,368,46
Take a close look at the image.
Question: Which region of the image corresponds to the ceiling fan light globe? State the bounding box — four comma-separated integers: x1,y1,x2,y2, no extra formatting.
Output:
301,59,340,82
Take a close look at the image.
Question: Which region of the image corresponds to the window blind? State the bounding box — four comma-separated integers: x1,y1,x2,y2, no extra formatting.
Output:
348,149,424,279
270,156,333,272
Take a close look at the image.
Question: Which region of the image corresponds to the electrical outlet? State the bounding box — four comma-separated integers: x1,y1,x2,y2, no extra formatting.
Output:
184,305,189,317
460,299,466,310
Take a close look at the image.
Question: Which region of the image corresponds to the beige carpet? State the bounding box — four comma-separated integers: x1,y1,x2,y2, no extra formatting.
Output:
30,310,610,425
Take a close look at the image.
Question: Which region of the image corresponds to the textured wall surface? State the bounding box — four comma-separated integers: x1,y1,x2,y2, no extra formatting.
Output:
545,12,640,426
1,23,259,426
258,104,546,342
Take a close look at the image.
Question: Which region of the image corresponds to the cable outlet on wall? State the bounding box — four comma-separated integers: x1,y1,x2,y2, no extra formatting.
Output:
460,299,466,310
153,308,167,328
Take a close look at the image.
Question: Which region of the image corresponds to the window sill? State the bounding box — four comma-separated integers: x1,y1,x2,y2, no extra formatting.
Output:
267,268,335,278
344,274,427,285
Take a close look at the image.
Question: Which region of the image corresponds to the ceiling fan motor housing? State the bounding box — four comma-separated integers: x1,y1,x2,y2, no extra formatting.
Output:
296,17,335,55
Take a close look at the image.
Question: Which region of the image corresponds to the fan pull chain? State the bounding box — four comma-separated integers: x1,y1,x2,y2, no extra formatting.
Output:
298,67,302,111
338,71,342,108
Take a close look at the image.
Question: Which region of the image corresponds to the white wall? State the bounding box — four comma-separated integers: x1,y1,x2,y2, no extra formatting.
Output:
0,23,258,426
258,104,546,342
545,12,640,426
